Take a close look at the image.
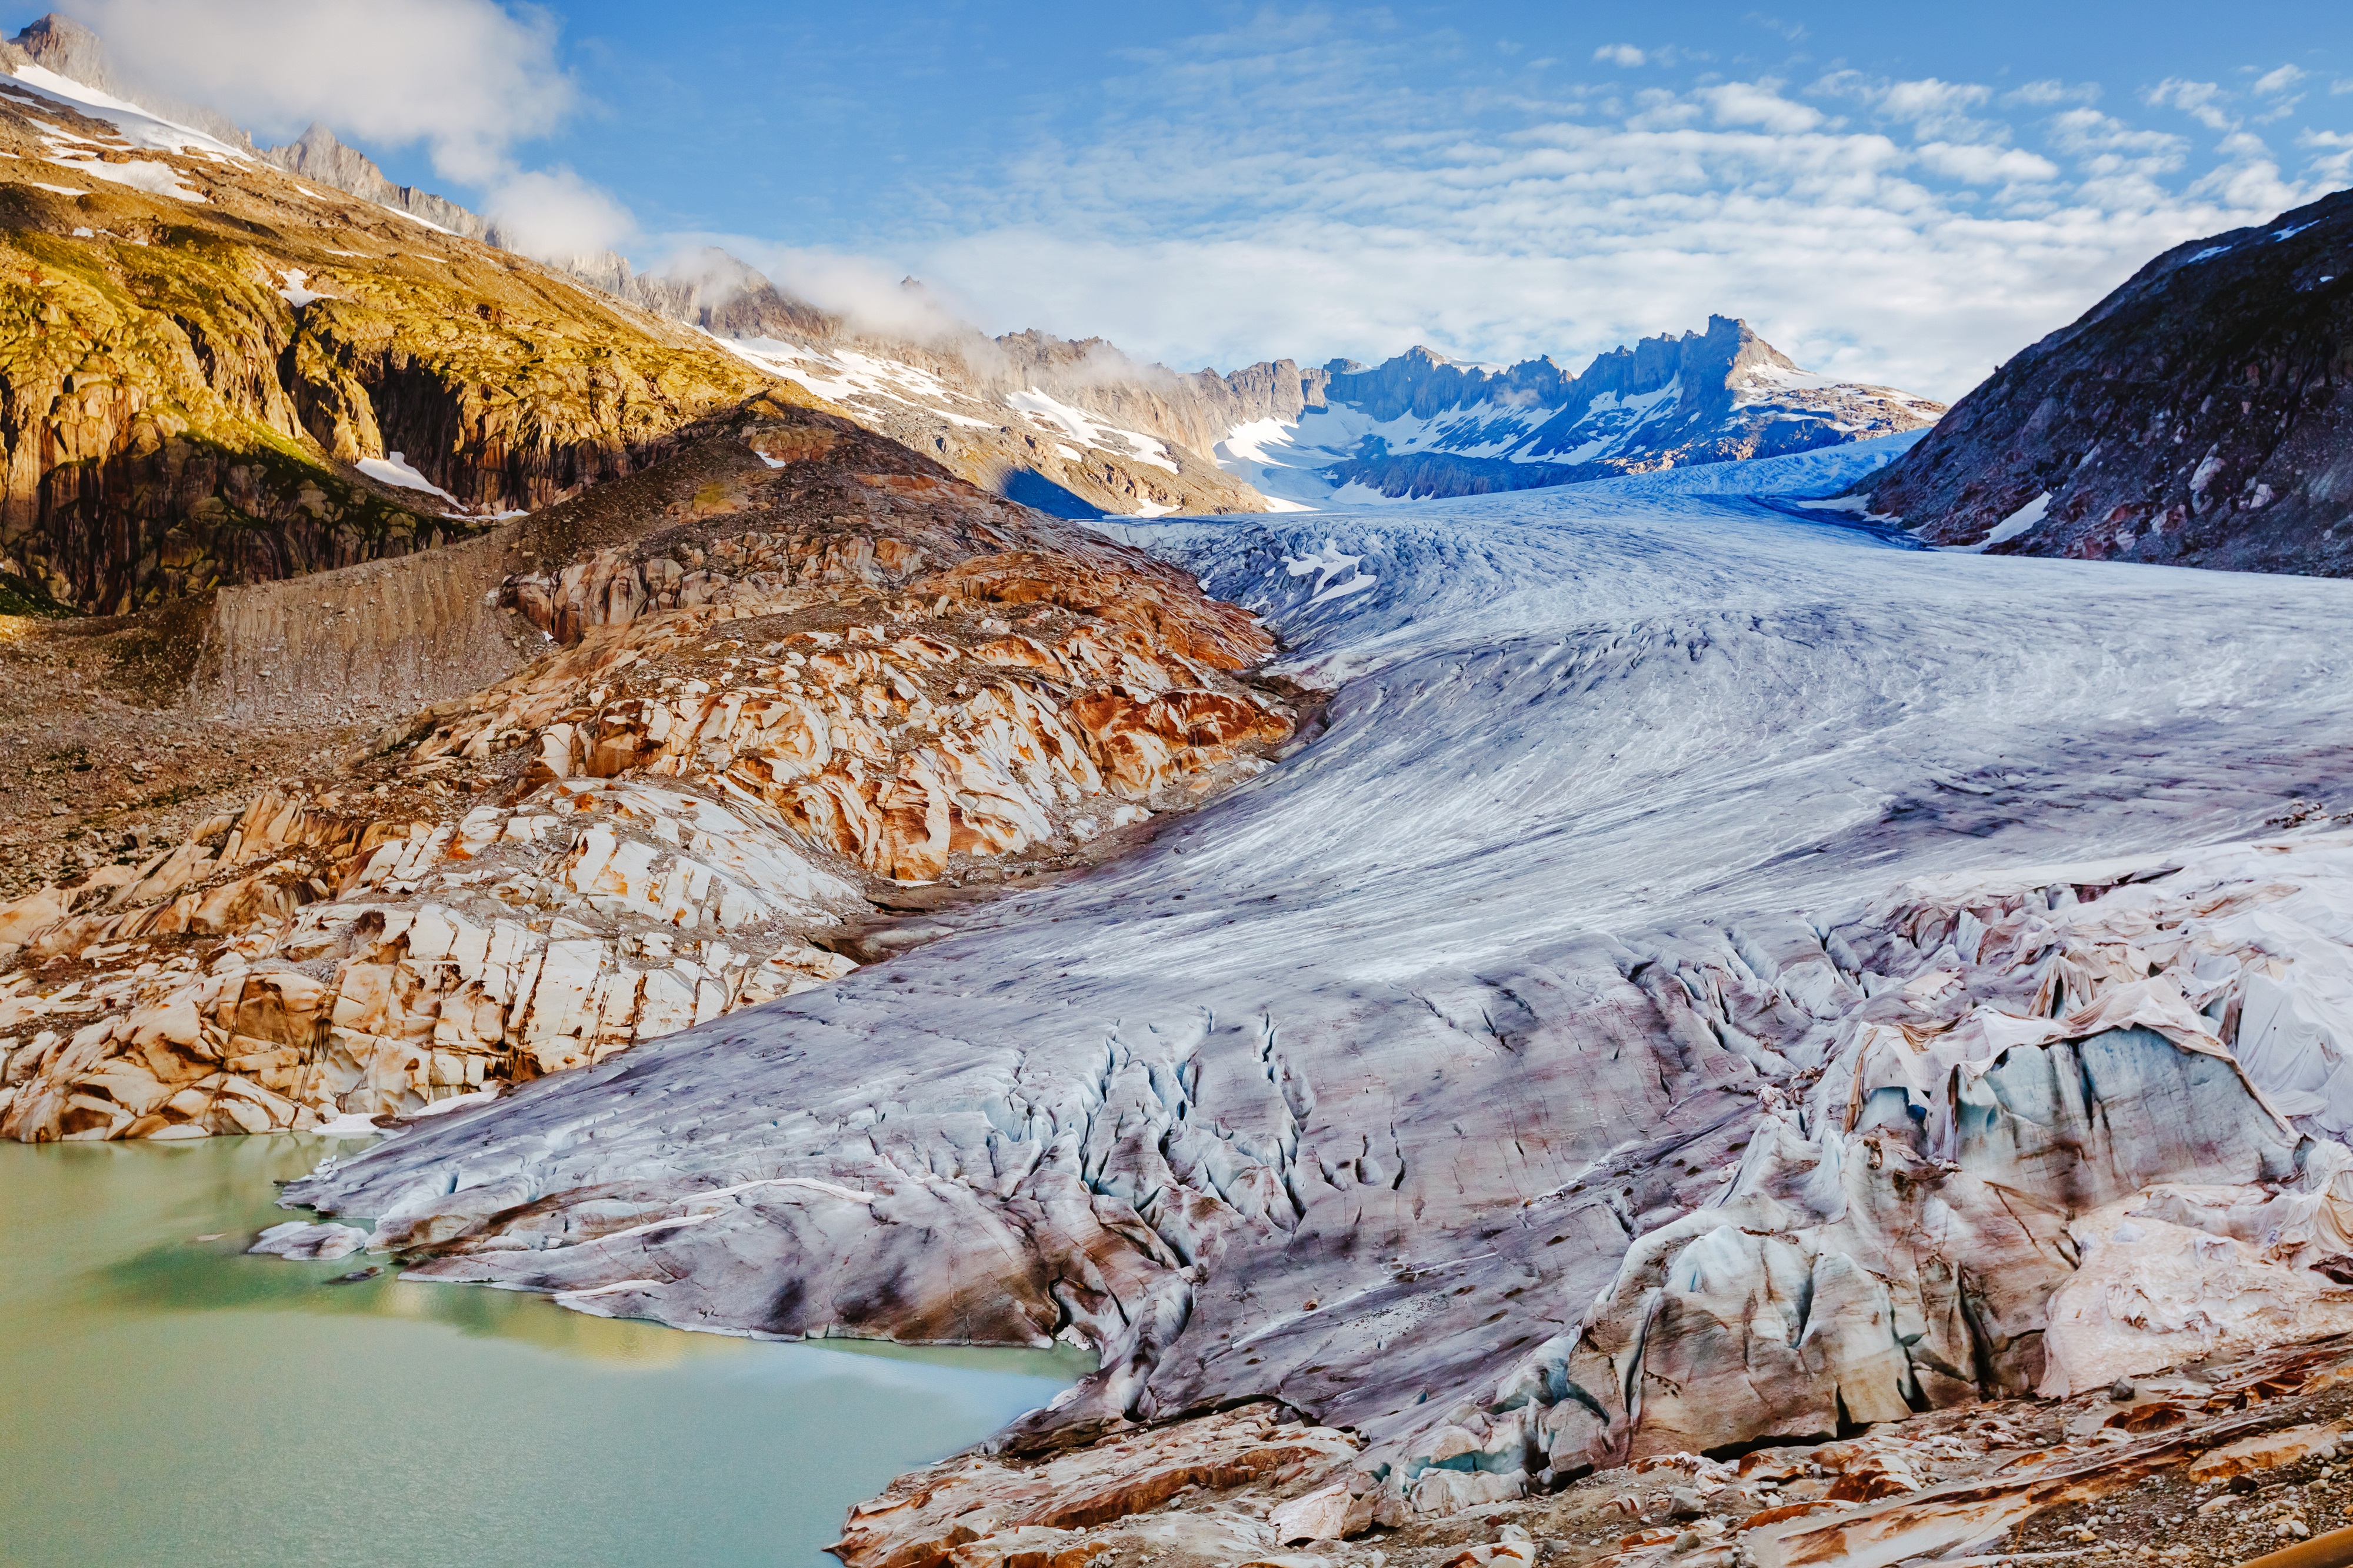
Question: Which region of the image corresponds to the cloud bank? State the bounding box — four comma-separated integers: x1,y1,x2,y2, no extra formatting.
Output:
74,0,632,258
842,13,2350,401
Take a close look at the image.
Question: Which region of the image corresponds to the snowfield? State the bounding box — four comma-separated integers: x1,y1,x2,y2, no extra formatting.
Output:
292,435,2353,1508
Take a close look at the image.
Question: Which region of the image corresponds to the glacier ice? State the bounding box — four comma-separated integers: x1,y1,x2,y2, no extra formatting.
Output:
286,433,2353,1506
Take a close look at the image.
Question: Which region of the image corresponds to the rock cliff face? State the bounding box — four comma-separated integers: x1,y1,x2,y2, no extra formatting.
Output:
0,61,791,612
1859,186,2353,573
0,405,1294,1140
258,123,491,242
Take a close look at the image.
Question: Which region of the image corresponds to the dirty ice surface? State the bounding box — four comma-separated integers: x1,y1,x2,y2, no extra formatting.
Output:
292,433,2353,1452
312,427,2353,1160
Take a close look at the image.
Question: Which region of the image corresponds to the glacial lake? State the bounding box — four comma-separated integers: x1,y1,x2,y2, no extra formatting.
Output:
0,1135,1085,1567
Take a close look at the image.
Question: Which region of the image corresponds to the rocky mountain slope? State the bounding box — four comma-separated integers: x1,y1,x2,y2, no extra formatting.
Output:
0,399,1295,1139
0,46,803,615
716,325,1289,519
0,17,1260,625
228,443,2353,1563
1220,317,1944,505
1857,186,2353,574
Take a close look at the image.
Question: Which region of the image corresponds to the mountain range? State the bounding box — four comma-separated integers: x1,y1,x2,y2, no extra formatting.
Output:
0,12,1941,553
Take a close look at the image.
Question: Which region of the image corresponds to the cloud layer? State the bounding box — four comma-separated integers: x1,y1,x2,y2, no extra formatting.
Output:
76,0,631,257
842,14,2351,401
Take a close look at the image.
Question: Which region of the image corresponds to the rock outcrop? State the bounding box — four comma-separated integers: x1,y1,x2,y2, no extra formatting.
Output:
1859,186,2353,573
258,122,491,242
819,1335,2353,1568
0,407,1295,1140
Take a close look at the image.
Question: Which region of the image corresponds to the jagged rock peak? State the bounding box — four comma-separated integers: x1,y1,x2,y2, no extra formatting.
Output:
259,121,489,241
1330,315,1798,425
9,10,255,150
11,12,106,85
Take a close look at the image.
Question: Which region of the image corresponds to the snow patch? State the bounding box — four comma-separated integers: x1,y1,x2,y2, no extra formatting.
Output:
42,152,204,202
0,64,251,162
384,205,456,235
275,268,328,308
356,452,458,504
1949,491,2051,554
1008,389,1179,473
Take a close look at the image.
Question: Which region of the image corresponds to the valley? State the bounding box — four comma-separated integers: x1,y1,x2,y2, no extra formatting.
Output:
4,11,2353,1568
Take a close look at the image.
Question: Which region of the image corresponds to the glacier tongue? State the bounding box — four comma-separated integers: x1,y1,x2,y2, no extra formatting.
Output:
287,436,2353,1520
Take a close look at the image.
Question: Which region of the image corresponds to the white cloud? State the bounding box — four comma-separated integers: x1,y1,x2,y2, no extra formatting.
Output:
76,0,576,183
1872,78,1992,135
2004,80,2100,108
485,167,634,262
1697,81,1823,134
1593,44,1646,68
664,238,986,345
814,21,2335,408
2045,108,2186,159
73,0,640,278
1914,141,2059,185
2144,78,2237,132
1744,12,1808,43
2252,65,2307,96
2305,129,2353,182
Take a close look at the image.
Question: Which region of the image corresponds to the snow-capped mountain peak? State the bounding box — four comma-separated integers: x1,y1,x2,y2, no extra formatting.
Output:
1220,315,1944,506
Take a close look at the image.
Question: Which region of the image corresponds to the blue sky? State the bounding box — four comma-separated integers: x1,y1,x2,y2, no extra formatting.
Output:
30,1,2353,399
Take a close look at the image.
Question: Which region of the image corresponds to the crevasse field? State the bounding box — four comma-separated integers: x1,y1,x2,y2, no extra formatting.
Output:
292,433,2353,1480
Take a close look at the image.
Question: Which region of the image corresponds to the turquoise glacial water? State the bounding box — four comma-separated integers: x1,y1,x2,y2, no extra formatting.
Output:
0,1135,1082,1568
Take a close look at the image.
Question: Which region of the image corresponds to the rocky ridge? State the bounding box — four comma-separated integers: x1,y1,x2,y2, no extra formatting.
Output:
1858,185,2353,574
698,303,1317,519
0,404,1295,1140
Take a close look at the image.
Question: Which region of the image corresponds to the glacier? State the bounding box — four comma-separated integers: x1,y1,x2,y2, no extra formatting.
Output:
285,433,2353,1523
